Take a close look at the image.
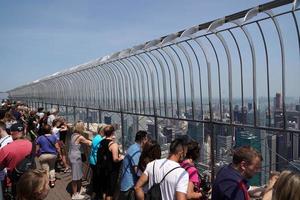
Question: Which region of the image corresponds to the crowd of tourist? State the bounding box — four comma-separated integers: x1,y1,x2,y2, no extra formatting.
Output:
0,99,300,200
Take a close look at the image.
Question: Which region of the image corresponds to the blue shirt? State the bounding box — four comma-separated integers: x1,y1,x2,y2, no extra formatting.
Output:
120,143,141,191
212,164,249,200
89,135,103,165
36,135,58,155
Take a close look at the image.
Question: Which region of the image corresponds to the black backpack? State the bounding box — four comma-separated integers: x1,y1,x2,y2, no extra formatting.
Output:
146,161,180,200
10,142,36,183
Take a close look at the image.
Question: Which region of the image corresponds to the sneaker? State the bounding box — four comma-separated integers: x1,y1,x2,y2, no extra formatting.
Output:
79,187,87,195
71,193,85,200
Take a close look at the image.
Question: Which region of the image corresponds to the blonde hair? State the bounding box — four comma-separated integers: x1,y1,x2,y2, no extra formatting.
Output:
272,170,300,200
74,121,85,134
16,169,48,200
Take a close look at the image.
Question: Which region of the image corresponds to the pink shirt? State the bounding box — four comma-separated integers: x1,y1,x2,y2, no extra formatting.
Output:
0,139,32,172
180,159,200,191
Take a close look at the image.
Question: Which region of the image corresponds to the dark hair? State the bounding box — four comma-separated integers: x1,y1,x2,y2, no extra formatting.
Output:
232,145,262,165
185,140,200,161
138,140,161,172
37,107,44,112
103,125,115,137
135,130,147,143
41,124,52,135
169,138,188,155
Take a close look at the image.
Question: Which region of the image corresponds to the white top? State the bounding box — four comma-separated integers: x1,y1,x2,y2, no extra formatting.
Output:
37,112,44,119
0,135,13,180
47,114,56,126
144,158,189,200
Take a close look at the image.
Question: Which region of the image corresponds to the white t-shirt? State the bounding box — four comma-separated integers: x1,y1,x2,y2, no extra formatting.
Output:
52,127,60,140
0,135,13,180
47,114,56,126
144,158,189,200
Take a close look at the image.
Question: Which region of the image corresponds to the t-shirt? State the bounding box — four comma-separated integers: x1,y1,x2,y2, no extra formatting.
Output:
0,135,13,180
52,127,60,140
89,135,103,165
0,139,32,173
212,164,249,200
120,143,141,191
47,114,56,126
180,159,200,191
144,158,189,200
36,135,58,155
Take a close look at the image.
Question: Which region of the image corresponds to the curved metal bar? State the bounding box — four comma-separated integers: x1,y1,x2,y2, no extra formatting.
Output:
110,62,129,112
154,49,174,117
255,22,271,127
147,51,168,117
95,66,112,110
291,11,300,62
264,10,286,129
81,69,95,107
135,53,157,116
119,59,139,112
176,43,195,119
168,45,188,115
125,57,144,113
107,62,126,111
83,68,99,108
159,47,181,118
185,40,204,120
101,64,119,111
92,67,108,109
142,51,162,116
204,35,223,121
193,38,213,121
131,55,152,114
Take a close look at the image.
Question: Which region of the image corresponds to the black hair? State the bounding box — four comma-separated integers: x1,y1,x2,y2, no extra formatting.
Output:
185,140,201,161
169,137,188,155
135,130,148,143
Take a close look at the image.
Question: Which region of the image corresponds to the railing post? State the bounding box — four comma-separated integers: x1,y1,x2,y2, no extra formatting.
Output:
66,106,69,122
210,122,215,182
73,106,76,123
121,111,125,153
99,109,102,123
86,108,90,131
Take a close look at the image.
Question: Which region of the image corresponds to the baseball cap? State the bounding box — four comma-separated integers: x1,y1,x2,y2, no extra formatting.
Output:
10,123,24,132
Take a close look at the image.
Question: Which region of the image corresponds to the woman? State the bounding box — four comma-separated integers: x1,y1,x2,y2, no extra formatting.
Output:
263,170,300,200
89,124,106,200
180,140,203,200
68,121,92,200
97,125,124,200
16,169,50,200
137,139,161,173
35,124,60,188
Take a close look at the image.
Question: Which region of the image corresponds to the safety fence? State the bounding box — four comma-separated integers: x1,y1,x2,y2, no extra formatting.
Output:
8,0,300,185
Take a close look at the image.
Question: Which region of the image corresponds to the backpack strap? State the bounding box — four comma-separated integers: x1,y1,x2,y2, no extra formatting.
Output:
159,166,181,184
238,180,250,200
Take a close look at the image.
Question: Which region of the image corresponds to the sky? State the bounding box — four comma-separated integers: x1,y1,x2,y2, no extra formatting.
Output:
0,0,286,93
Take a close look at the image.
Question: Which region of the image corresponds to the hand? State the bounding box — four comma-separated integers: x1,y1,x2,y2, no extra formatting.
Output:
119,154,125,160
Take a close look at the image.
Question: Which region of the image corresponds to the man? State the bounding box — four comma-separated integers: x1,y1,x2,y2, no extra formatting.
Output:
212,145,262,200
135,138,189,200
0,121,13,200
119,130,148,199
0,122,32,176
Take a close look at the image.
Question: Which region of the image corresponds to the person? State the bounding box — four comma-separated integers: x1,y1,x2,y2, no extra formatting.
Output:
211,145,262,200
272,170,300,200
35,124,60,188
180,140,203,200
97,125,124,200
47,108,58,126
89,124,106,200
137,139,161,174
2,112,16,134
0,121,13,200
68,121,92,200
261,171,280,200
135,138,189,200
0,123,32,197
16,169,50,200
27,110,38,141
119,130,148,199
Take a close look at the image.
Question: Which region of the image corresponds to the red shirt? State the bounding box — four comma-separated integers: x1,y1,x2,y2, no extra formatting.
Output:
0,139,32,172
